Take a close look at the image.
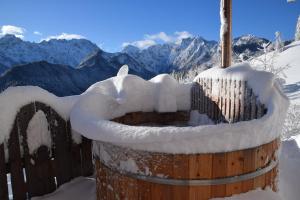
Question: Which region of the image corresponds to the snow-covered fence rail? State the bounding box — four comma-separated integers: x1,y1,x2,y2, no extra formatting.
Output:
0,101,93,200
192,78,267,123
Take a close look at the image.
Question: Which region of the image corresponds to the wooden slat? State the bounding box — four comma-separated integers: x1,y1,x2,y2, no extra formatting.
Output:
8,120,27,200
226,150,244,196
233,80,240,123
229,80,235,123
241,148,255,192
67,121,83,178
244,84,251,121
220,79,226,122
250,89,257,119
81,137,93,176
0,143,8,200
18,103,56,198
211,153,227,198
226,79,231,122
189,154,212,200
49,109,72,186
253,145,267,189
239,81,246,121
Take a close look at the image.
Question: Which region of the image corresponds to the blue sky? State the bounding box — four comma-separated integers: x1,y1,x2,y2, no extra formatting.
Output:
0,0,299,52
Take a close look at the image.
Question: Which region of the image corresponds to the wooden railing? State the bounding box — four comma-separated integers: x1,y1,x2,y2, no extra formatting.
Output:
0,102,93,200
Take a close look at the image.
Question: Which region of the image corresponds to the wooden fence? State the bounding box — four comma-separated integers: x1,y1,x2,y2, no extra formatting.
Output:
192,78,267,123
0,101,93,200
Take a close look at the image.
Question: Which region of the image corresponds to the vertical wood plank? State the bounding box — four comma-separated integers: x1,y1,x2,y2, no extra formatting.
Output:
226,79,231,122
81,137,93,176
8,120,27,200
241,148,255,193
244,83,251,121
226,150,244,196
49,109,72,186
250,89,257,120
253,145,267,189
211,153,227,198
239,81,245,121
67,121,82,178
220,79,226,123
200,79,204,114
234,80,240,123
173,154,188,200
229,79,235,123
189,154,212,200
0,143,8,200
19,103,56,198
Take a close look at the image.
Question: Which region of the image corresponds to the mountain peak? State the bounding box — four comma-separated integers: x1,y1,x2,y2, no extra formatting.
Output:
0,34,23,43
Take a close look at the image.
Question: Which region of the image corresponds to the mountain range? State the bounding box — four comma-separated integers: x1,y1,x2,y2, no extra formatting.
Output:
0,34,271,96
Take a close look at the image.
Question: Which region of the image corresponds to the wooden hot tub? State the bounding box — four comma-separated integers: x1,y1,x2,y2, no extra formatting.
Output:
94,112,279,200
90,77,282,200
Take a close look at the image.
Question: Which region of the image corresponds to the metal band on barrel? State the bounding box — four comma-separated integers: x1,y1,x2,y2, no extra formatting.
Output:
103,159,278,186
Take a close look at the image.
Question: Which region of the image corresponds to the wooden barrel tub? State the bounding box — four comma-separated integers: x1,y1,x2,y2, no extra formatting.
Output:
94,111,280,200
89,77,283,200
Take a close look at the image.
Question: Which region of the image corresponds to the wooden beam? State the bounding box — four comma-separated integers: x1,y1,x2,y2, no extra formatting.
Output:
220,0,232,68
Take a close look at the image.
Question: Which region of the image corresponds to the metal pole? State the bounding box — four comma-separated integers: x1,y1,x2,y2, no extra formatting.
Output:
220,0,232,68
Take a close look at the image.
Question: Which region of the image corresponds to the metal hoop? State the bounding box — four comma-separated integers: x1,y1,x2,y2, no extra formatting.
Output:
103,159,278,186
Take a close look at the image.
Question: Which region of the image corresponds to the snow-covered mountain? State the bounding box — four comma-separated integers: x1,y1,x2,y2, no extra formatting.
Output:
123,34,270,74
78,49,155,79
0,34,99,69
0,34,271,96
0,52,155,96
0,34,270,76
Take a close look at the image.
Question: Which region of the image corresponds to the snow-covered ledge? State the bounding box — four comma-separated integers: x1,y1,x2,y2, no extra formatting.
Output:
0,86,79,144
70,64,289,154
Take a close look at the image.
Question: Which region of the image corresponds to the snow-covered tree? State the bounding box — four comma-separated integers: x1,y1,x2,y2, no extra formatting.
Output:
275,31,283,52
295,16,300,41
250,42,290,84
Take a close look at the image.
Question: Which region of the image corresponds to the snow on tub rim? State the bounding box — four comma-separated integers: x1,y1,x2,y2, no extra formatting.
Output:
70,63,289,154
70,64,289,200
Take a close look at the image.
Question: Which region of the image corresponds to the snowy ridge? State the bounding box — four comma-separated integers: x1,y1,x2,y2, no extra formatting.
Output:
123,35,270,74
0,34,99,69
70,64,289,154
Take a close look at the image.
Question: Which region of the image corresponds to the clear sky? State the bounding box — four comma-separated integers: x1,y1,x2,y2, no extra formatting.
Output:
0,0,299,52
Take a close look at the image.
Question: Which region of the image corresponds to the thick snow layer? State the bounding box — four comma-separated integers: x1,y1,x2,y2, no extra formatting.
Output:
188,110,214,126
71,64,289,154
0,86,78,144
279,135,300,200
27,111,52,154
32,177,95,200
253,41,300,104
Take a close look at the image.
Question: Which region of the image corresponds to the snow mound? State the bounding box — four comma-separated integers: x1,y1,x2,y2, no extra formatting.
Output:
0,86,78,144
27,110,52,154
71,64,289,154
32,177,95,200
